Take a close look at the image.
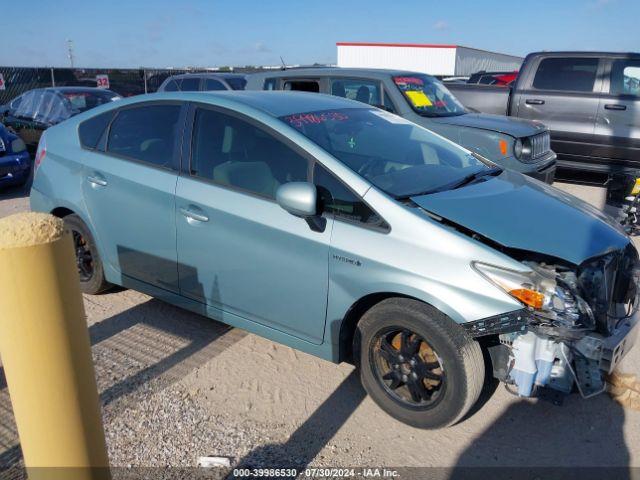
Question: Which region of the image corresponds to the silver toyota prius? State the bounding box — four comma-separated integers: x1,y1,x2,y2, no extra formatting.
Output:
30,91,639,428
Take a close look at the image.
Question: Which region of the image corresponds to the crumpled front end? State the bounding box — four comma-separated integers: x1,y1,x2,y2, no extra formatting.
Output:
474,244,640,399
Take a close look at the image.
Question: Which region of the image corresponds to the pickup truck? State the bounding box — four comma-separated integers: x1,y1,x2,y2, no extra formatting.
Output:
447,51,640,175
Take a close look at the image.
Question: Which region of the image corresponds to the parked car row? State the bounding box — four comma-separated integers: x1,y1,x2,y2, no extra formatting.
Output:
30,88,639,428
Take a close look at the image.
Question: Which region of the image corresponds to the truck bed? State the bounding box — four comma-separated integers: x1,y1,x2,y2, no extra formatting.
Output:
445,83,511,116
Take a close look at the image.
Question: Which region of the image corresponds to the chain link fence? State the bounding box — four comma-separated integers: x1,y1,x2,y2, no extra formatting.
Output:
0,67,260,105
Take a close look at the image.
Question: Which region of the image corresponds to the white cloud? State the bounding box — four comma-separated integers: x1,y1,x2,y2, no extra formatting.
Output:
433,20,449,30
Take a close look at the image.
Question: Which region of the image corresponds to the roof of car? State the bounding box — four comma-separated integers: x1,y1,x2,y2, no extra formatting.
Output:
165,72,246,79
147,90,370,117
42,86,119,94
248,67,430,79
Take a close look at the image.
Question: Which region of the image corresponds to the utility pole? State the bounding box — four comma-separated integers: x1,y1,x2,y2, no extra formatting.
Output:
66,39,75,68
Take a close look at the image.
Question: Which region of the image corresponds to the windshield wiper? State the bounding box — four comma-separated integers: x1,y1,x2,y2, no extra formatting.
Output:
449,166,503,190
396,167,502,199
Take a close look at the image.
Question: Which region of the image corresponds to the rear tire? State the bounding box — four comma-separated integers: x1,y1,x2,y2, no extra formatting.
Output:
354,298,484,429
63,214,111,295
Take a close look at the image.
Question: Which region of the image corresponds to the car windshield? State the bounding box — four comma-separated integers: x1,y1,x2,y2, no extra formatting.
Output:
61,91,119,113
280,108,495,198
224,77,247,90
393,74,466,117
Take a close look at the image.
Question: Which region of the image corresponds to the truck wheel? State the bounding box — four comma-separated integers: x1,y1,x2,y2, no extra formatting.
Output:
354,298,484,429
63,214,111,295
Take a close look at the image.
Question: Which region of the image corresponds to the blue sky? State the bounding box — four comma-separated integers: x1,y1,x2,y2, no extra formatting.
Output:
3,0,639,68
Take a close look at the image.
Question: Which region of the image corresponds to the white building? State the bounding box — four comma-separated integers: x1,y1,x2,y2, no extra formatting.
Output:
336,42,523,77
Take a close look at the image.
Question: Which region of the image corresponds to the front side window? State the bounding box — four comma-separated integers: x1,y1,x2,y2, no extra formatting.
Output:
60,90,119,114
224,76,247,90
179,77,201,91
314,163,385,227
191,108,309,198
107,104,181,168
204,78,226,91
532,57,598,92
280,108,491,199
610,59,640,96
393,75,466,117
330,79,381,107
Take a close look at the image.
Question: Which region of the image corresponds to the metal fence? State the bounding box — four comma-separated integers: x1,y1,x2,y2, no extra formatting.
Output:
0,66,248,104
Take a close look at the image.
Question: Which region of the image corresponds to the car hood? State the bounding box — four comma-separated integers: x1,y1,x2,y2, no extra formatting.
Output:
410,170,630,265
428,112,546,138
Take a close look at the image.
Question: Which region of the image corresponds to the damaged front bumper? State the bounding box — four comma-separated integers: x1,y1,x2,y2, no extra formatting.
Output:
467,248,640,400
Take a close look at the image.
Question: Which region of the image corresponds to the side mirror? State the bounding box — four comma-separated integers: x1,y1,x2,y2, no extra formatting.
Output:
276,182,317,217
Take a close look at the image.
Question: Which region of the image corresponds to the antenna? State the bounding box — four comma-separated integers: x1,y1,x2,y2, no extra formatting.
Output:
67,39,75,68
280,56,286,70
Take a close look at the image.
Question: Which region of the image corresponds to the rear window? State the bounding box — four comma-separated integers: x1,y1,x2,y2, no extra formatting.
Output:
532,57,598,92
284,80,320,93
79,111,114,150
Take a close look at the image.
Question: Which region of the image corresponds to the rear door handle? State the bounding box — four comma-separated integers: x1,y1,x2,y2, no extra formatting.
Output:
180,207,209,223
86,174,107,187
525,99,545,105
604,104,627,111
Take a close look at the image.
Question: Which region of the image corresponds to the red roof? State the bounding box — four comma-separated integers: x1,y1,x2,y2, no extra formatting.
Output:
336,42,457,49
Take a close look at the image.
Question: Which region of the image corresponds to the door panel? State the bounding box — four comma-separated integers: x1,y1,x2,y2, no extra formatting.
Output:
515,56,602,163
593,58,640,168
175,177,333,344
82,152,180,291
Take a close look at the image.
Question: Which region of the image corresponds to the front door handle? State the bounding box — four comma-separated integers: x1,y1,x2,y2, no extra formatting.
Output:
87,174,107,187
180,207,209,223
604,104,627,111
525,99,545,105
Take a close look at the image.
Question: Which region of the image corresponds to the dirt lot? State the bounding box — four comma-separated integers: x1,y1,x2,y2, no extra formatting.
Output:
1,178,639,474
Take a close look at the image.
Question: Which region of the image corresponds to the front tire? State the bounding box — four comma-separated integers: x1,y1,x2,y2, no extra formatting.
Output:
354,298,484,429
63,214,111,295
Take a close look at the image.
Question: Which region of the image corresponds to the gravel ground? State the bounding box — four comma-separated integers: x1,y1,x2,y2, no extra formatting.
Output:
1,176,640,475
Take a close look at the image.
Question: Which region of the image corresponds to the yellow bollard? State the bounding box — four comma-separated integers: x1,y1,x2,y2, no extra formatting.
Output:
0,212,110,480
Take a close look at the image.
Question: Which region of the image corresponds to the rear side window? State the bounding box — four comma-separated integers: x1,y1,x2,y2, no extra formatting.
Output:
331,79,381,106
163,80,179,92
107,104,181,168
79,111,114,150
532,57,598,92
263,78,277,90
179,77,201,91
284,80,320,93
610,59,640,96
204,78,226,91
313,163,386,229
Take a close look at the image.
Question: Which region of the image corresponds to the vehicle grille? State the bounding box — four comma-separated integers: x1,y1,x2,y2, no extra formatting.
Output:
578,244,640,335
529,131,551,161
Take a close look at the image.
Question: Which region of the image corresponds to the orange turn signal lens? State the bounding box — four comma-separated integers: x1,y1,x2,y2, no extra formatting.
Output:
509,288,544,309
498,139,508,156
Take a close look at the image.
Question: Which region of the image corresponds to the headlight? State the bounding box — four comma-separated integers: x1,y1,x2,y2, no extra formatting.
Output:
11,138,26,153
513,138,532,161
472,262,592,325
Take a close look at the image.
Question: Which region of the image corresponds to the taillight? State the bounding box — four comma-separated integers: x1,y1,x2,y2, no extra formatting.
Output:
34,134,47,172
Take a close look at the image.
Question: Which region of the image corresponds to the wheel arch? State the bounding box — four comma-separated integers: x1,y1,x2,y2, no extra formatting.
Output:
338,292,443,364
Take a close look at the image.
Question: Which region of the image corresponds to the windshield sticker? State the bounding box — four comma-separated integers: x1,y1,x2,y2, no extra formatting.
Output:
394,76,424,87
283,111,349,128
347,137,356,149
405,90,433,108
